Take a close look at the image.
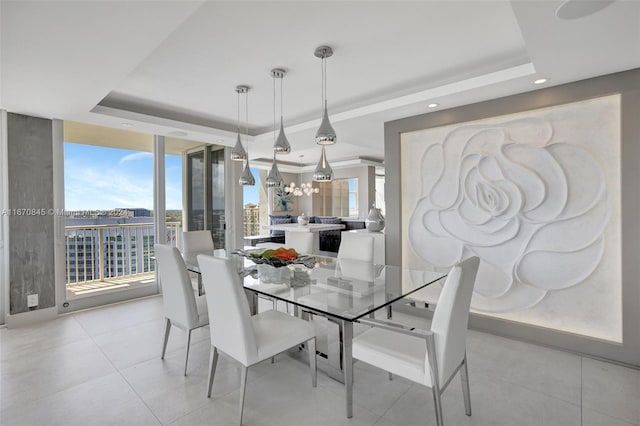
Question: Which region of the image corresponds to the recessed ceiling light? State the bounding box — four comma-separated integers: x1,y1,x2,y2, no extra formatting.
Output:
428,103,439,108
121,123,134,128
216,139,224,143
556,0,615,20
533,78,548,85
168,130,187,137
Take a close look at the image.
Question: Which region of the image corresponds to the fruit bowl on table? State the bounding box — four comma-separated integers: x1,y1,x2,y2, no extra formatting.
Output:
232,247,316,269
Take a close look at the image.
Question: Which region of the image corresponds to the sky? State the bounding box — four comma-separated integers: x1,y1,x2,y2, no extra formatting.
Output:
64,143,182,210
64,142,259,210
243,168,260,205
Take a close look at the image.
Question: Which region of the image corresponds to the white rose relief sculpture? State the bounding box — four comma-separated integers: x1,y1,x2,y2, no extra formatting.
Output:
408,116,610,313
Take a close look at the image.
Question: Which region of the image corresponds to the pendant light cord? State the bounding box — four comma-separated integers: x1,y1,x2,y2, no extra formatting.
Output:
272,73,277,162
237,90,241,133
280,73,284,120
245,89,249,160
321,55,325,110
323,54,327,105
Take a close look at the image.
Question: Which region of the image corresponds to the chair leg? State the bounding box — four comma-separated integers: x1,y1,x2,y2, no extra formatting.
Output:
207,347,219,397
308,337,317,387
432,386,444,426
184,329,192,376
239,366,249,426
161,318,171,359
460,353,472,416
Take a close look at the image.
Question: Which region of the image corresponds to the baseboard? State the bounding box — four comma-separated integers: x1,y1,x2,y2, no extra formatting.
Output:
6,306,57,328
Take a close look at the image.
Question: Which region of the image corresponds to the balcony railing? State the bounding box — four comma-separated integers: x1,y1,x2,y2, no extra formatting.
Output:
64,222,181,287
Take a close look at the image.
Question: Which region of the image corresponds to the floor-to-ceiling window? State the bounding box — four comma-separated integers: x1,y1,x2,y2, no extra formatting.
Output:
185,145,226,249
187,151,205,231
63,142,159,303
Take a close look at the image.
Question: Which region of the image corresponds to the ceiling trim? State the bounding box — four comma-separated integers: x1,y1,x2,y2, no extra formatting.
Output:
251,157,383,173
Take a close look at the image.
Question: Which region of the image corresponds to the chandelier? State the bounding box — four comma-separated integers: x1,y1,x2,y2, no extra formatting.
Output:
284,182,319,197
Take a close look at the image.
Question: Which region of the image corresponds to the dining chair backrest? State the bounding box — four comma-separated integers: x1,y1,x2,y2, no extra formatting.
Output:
154,244,199,329
182,230,214,253
198,254,258,366
285,232,314,254
336,259,376,282
430,256,480,385
337,233,374,263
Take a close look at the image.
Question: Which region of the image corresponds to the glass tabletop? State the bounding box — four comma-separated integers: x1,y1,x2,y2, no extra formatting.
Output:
242,256,448,322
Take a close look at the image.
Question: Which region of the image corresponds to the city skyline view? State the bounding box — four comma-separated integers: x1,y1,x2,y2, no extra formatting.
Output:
65,142,260,211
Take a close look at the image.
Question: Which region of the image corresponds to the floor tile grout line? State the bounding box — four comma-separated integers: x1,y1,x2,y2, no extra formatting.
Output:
0,315,94,363
83,322,166,426
468,364,583,408
0,316,116,415
374,380,415,424
73,313,166,339
115,366,182,426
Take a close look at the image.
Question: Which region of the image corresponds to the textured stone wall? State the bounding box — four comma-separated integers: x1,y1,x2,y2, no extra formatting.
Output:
7,113,54,314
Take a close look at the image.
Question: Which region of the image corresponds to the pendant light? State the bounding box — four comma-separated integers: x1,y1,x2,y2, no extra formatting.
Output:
230,86,247,161
266,69,286,188
265,152,284,188
272,69,291,154
314,46,336,145
313,145,333,182
238,85,255,186
314,45,335,181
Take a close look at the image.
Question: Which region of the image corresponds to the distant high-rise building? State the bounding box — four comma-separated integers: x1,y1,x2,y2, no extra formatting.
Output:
243,203,260,236
65,216,156,284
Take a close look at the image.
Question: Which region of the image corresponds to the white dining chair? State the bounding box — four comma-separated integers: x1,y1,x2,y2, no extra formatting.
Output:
182,230,214,254
182,231,214,294
285,232,314,254
154,244,209,376
352,256,480,426
337,232,374,262
197,254,317,426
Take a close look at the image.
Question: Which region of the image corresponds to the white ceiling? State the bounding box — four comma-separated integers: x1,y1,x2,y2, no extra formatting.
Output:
1,0,639,168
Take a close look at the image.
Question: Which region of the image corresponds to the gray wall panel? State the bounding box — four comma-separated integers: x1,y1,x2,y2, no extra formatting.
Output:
7,113,54,314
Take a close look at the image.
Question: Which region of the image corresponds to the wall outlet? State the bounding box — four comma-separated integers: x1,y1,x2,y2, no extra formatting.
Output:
27,294,38,308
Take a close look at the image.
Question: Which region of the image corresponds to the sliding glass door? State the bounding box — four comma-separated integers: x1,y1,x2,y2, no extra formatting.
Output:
186,146,226,249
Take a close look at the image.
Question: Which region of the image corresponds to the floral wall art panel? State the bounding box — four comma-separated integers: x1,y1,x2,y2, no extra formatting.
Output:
401,95,621,342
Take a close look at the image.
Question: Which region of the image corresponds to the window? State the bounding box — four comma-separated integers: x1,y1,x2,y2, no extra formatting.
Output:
317,178,358,218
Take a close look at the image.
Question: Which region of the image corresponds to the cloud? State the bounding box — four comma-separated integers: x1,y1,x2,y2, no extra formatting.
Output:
118,152,152,165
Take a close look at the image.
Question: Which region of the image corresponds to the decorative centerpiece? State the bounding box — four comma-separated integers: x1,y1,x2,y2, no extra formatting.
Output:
298,212,309,225
365,204,385,232
232,248,315,284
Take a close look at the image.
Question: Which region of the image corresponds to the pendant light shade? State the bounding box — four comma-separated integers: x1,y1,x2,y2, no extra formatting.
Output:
231,86,248,161
272,69,291,154
237,85,255,186
314,46,336,146
274,116,291,153
315,100,336,145
313,146,333,182
230,132,246,161
265,154,284,188
239,158,255,186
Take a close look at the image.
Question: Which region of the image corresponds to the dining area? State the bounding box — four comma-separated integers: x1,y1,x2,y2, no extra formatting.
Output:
2,221,637,426
151,229,484,426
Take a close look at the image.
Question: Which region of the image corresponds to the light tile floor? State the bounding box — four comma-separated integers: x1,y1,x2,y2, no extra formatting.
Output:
1,295,638,426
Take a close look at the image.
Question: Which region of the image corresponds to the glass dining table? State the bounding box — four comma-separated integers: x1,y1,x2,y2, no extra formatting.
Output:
182,249,448,419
